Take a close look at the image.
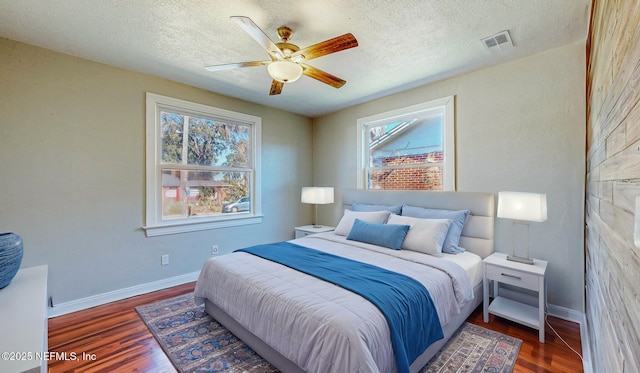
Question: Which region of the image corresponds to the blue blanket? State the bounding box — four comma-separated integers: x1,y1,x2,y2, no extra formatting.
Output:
236,242,443,373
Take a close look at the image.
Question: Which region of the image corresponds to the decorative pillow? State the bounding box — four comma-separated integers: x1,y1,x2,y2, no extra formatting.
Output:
346,219,410,250
401,205,470,254
387,214,452,256
334,209,391,236
352,203,402,215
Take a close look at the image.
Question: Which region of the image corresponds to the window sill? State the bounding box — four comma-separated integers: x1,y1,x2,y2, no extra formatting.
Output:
143,214,263,237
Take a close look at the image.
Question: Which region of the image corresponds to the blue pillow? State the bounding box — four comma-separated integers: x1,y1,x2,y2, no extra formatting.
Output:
346,219,410,250
401,205,470,254
445,246,466,254
352,203,402,215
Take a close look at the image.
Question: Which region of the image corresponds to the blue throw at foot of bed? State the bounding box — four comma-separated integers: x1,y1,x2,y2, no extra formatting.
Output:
236,241,444,373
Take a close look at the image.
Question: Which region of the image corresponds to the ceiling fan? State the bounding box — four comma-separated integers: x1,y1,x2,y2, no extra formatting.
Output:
205,16,358,95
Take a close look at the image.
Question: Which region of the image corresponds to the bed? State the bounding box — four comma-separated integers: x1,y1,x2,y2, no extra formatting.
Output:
194,189,495,373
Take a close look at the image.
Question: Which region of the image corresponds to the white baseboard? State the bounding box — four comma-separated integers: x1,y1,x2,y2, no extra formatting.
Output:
48,271,200,318
546,303,583,324
578,313,593,373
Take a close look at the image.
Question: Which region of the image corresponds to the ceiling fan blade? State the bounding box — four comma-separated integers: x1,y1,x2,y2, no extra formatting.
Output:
269,80,284,95
231,16,284,60
301,64,346,88
205,61,270,71
292,33,358,62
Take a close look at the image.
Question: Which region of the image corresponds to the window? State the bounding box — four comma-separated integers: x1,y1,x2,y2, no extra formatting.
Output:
144,93,262,236
357,96,455,191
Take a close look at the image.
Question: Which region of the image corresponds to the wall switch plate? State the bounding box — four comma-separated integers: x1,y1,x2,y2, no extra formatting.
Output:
161,254,169,266
211,245,219,255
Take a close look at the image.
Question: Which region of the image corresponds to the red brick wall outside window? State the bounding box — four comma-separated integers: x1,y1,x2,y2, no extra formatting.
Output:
369,151,444,190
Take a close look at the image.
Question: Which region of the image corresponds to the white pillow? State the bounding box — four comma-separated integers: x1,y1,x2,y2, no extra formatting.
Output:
387,214,452,256
334,209,391,236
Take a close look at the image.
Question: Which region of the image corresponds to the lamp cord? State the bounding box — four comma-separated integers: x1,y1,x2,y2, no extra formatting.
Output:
544,282,583,361
544,312,583,361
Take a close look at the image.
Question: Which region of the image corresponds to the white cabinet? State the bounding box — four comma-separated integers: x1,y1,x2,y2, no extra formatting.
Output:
0,265,48,373
483,253,547,342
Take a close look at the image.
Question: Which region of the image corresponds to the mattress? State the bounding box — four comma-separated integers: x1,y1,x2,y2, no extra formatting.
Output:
440,250,483,287
194,232,476,373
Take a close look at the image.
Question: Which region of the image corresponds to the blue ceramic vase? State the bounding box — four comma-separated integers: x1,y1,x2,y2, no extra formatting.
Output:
0,232,23,289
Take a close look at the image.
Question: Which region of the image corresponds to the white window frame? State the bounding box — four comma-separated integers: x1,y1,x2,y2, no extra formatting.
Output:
143,93,262,237
356,95,455,191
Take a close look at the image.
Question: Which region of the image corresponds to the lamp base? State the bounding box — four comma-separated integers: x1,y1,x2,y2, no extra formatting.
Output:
506,255,534,265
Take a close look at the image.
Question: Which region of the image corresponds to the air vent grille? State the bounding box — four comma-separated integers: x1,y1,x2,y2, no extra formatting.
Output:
482,30,514,52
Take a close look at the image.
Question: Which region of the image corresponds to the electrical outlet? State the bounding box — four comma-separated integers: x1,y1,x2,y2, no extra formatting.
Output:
161,254,169,266
211,245,219,255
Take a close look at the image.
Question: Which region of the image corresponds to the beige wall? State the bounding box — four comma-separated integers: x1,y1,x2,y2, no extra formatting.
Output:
313,42,586,312
0,38,313,304
586,1,640,371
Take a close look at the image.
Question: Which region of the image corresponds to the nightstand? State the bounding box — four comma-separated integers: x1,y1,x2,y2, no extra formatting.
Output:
294,225,334,238
483,252,548,342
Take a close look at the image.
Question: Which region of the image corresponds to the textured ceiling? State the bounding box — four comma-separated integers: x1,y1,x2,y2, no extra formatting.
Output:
0,0,591,117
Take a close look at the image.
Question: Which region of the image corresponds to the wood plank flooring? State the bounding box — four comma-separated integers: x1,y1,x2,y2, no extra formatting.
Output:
48,282,584,372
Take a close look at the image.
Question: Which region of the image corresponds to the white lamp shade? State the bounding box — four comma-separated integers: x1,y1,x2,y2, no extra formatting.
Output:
497,191,548,222
301,187,334,204
267,61,303,83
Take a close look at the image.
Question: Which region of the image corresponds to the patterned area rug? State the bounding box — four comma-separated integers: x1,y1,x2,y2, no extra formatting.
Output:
136,293,278,373
136,293,521,373
419,322,521,373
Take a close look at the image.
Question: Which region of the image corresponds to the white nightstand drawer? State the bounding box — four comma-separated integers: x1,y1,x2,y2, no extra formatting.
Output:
485,264,539,290
295,230,314,239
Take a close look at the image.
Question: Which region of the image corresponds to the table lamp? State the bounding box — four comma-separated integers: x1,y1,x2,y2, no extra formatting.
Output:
301,187,334,228
497,191,547,264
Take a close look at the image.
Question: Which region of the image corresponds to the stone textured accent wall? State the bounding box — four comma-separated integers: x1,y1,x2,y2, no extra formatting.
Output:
586,1,640,372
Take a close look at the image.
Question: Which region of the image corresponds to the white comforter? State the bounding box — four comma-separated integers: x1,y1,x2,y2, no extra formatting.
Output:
194,232,474,373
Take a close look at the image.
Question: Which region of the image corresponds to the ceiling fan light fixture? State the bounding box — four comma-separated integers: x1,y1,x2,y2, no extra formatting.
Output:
267,60,303,83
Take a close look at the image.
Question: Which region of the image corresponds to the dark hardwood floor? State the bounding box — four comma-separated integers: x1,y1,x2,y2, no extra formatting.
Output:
48,282,584,372
466,307,584,373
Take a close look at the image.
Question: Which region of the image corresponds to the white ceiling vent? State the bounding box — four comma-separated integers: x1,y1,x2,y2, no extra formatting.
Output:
482,30,514,52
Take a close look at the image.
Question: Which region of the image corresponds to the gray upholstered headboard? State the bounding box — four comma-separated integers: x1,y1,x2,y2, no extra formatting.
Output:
338,189,495,259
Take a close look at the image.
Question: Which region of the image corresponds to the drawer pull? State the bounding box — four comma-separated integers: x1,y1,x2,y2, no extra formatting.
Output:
501,273,521,280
